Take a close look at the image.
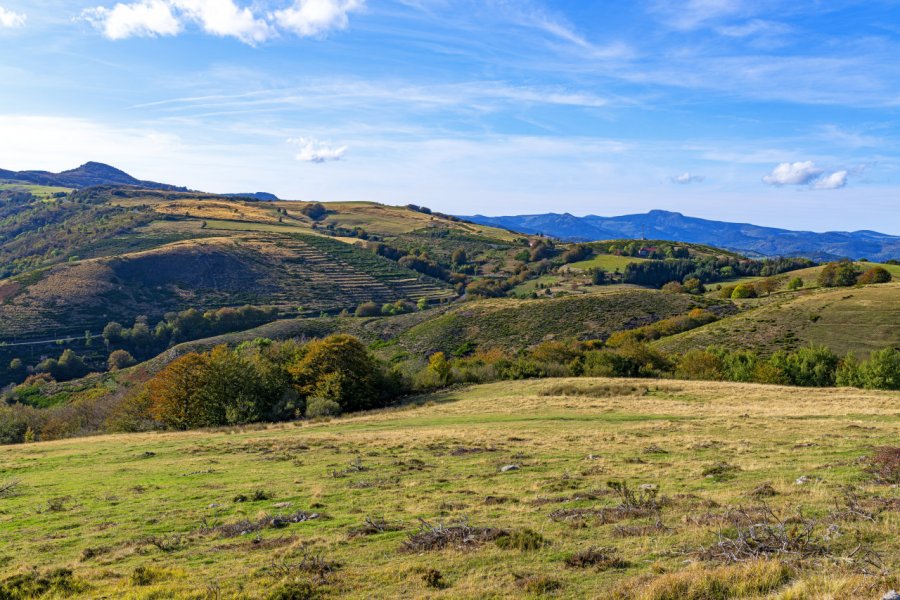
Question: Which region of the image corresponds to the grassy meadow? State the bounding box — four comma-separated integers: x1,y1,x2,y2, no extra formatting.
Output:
1,378,897,599
658,282,900,357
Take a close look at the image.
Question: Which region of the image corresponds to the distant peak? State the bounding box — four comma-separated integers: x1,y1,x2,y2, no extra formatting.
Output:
72,161,129,174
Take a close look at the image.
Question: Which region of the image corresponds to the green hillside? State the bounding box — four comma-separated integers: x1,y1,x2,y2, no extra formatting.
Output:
657,282,900,357
391,289,732,357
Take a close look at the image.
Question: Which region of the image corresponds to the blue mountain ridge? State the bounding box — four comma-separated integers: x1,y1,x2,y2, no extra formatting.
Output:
461,210,900,261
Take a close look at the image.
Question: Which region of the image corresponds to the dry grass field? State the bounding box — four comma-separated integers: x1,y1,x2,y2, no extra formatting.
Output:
1,379,897,599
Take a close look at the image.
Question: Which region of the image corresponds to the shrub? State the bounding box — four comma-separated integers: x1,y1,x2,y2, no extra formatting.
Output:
355,301,381,317
769,346,839,387
731,283,757,299
300,202,327,220
289,335,387,413
859,347,900,390
675,349,725,381
495,528,549,551
858,266,892,285
787,277,804,290
661,281,684,294
107,349,136,371
835,353,862,387
682,278,705,294
817,261,860,287
866,446,899,484
305,397,342,418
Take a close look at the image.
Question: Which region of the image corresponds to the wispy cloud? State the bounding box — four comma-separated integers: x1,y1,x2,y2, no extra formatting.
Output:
0,5,26,28
290,137,347,162
651,0,746,31
82,0,362,44
671,172,705,184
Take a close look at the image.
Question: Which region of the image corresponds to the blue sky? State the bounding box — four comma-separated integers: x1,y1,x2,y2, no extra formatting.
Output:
1,0,899,232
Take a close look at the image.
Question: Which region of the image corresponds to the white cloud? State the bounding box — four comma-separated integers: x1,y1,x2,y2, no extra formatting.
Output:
762,161,823,186
671,172,705,184
83,0,361,43
82,0,181,39
813,170,848,190
0,6,26,28
272,0,364,37
175,0,273,44
763,161,851,190
290,137,347,163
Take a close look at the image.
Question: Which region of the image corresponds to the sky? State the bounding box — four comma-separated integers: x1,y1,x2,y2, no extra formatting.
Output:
1,0,899,233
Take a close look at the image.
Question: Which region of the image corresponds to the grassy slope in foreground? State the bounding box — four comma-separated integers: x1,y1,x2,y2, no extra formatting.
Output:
1,379,897,599
657,281,900,357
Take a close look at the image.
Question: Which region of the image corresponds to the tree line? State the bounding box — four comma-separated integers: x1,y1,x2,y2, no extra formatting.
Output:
3,326,898,444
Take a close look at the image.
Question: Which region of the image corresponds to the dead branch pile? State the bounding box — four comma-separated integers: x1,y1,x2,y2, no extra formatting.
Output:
401,518,507,552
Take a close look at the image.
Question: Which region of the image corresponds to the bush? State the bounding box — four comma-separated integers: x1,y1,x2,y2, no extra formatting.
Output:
661,281,684,294
305,397,342,418
300,202,327,220
289,335,388,413
835,353,862,387
818,261,860,287
787,276,804,290
107,349,136,371
857,266,892,285
675,349,724,381
495,528,549,551
355,301,381,317
859,347,900,390
768,346,839,387
731,283,757,299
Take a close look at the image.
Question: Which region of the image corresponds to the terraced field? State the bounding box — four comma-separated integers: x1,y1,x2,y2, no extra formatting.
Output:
0,233,454,342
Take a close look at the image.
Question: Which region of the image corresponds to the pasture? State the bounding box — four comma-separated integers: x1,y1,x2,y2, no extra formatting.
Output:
1,379,896,599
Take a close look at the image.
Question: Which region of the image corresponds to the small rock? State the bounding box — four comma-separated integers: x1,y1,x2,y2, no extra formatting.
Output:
273,502,292,509
208,503,220,509
586,454,600,460
795,475,821,485
882,591,900,600
499,464,520,472
639,484,659,492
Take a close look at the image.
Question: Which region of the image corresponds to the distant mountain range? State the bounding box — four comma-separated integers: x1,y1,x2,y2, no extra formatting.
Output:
461,210,900,262
3,162,896,260
222,192,280,201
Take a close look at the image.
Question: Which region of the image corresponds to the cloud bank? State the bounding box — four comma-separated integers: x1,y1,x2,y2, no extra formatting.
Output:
0,6,26,28
83,0,363,44
762,161,848,190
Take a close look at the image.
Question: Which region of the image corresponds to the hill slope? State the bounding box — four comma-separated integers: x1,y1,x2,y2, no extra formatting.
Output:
463,210,900,261
656,282,900,357
1,378,895,598
0,162,186,191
